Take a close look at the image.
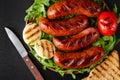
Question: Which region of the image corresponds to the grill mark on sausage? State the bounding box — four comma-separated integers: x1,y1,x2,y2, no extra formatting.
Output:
39,16,89,36
67,59,75,66
64,59,72,66
80,37,85,47
76,58,85,66
47,0,101,19
72,3,78,9
81,0,99,14
54,46,104,69
53,27,99,51
66,40,74,48
76,20,83,25
65,24,73,29
64,50,103,67
75,20,84,28
92,52,102,61
64,58,85,67
62,5,67,11
82,52,102,67
65,30,96,48
83,55,96,65
64,4,72,11
86,34,92,42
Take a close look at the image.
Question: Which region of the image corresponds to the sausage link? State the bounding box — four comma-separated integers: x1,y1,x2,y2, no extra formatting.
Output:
39,15,89,36
53,27,100,51
54,46,104,69
47,0,101,19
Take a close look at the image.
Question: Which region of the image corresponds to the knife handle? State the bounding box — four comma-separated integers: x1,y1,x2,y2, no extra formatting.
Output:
23,55,44,80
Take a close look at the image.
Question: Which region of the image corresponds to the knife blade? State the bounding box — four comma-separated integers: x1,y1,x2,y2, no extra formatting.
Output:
5,27,44,80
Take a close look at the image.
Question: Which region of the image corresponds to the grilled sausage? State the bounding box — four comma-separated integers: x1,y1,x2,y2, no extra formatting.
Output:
54,46,104,69
47,0,101,19
39,15,89,36
53,27,100,51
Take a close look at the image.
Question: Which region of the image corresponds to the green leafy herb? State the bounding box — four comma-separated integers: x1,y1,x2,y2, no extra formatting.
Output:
24,0,49,23
113,3,120,24
118,14,120,24
113,4,118,14
92,34,119,56
24,0,59,23
41,31,53,42
89,18,97,26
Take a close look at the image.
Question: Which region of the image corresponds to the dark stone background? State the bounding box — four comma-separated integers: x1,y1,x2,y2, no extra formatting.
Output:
0,0,120,80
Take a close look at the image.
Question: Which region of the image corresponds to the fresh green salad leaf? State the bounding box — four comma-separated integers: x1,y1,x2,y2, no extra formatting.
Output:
118,14,120,24
24,0,59,23
113,3,120,24
24,0,49,23
41,31,53,42
113,4,118,14
92,35,117,56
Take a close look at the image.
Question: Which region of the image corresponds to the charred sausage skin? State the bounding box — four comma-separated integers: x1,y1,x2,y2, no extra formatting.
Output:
47,0,101,19
53,27,100,51
54,46,104,69
39,15,89,36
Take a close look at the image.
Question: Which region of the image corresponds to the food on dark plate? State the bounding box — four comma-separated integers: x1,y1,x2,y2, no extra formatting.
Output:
24,0,120,79
39,15,89,36
47,0,101,19
54,46,104,69
53,27,100,51
82,50,120,80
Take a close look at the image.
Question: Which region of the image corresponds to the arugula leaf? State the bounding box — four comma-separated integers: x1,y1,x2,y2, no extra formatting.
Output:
113,4,118,14
41,31,53,42
118,14,120,24
92,34,118,56
24,0,49,23
35,0,50,6
113,3,120,24
24,0,60,23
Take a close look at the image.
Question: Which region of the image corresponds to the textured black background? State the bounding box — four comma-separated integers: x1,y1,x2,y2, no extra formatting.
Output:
0,0,120,80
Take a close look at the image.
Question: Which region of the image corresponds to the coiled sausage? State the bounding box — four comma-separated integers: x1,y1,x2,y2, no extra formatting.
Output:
53,27,100,51
54,46,104,69
47,0,101,19
39,15,89,36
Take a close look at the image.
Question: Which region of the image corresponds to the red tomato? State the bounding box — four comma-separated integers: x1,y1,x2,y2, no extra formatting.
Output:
98,11,118,36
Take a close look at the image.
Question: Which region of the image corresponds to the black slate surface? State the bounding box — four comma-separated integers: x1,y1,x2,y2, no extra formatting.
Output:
0,0,120,80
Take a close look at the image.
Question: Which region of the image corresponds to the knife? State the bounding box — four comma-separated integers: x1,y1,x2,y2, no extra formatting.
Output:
5,27,44,80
